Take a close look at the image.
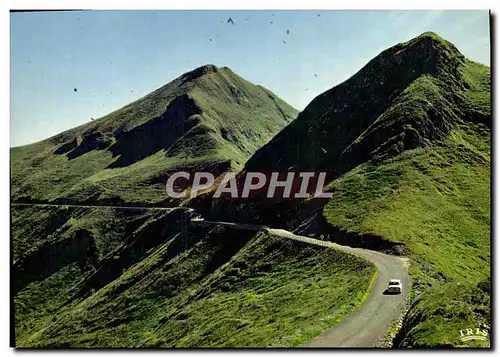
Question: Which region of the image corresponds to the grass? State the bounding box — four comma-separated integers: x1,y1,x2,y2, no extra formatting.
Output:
10,65,297,206
15,226,375,348
323,128,490,282
11,205,152,261
396,278,490,347
321,51,490,281
219,32,490,348
14,263,87,340
322,135,490,347
320,55,490,347
460,60,491,116
11,32,491,348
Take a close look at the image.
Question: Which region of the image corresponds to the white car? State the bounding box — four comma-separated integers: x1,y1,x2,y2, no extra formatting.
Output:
387,279,402,294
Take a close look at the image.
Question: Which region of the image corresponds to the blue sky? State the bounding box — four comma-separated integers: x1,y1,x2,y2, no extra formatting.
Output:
10,10,490,147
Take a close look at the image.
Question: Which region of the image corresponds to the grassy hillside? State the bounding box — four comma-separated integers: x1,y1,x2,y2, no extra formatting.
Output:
12,32,490,348
12,64,376,348
320,51,490,347
395,278,490,348
209,32,491,348
14,206,375,348
323,126,490,280
11,65,298,206
12,205,157,263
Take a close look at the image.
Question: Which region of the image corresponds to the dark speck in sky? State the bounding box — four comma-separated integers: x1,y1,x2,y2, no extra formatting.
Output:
73,88,77,92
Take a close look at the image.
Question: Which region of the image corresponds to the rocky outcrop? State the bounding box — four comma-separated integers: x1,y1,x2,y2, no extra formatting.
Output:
14,229,98,294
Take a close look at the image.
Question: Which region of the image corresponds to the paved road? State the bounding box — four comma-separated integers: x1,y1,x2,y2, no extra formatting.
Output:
267,229,409,348
11,202,174,211
11,204,408,347
191,221,410,348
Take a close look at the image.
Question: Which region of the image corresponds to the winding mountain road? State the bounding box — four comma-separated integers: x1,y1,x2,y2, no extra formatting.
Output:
11,202,174,211
193,220,410,347
12,203,409,347
268,229,409,347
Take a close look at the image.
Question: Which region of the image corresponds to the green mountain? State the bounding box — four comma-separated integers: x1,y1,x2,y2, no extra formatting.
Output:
244,32,489,175
14,207,374,347
11,32,491,348
209,32,491,347
11,64,298,206
12,66,374,347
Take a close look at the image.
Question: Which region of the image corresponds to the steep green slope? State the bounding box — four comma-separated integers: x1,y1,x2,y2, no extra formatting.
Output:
320,49,490,347
12,63,377,348
12,205,156,264
14,206,374,348
395,278,490,348
323,124,490,282
11,64,298,206
243,32,488,176
208,32,491,347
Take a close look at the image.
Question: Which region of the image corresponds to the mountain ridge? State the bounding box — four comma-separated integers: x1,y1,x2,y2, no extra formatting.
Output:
203,31,490,348
243,32,486,176
11,64,298,205
11,31,491,348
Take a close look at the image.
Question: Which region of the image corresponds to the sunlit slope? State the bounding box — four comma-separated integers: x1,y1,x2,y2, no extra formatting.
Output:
11,65,298,206
14,206,374,347
212,32,491,347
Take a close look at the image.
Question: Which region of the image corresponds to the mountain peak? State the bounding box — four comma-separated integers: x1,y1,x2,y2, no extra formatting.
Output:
11,62,298,205
243,32,488,180
180,64,220,83
414,31,446,42
400,31,451,47
398,31,464,64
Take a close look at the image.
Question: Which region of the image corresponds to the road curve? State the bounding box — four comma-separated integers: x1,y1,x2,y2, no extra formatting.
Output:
192,220,410,347
11,202,174,211
266,229,409,347
10,204,408,347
